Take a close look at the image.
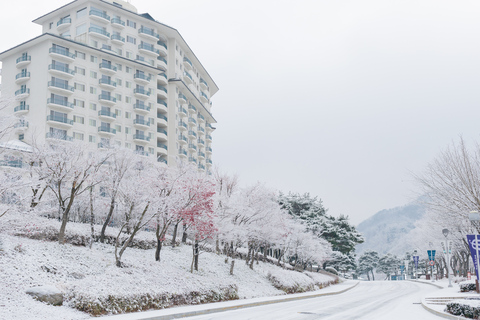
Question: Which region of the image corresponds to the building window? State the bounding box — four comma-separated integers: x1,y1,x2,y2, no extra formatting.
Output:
116,63,122,71
125,127,131,134
89,103,97,110
89,135,96,143
115,109,121,117
90,87,97,94
126,51,132,59
90,71,97,79
73,99,85,108
127,20,136,28
75,66,86,75
90,55,97,63
125,96,132,103
125,142,131,149
125,111,131,119
89,119,96,126
115,94,122,102
75,51,86,60
76,23,87,36
116,78,122,86
127,36,136,44
125,81,131,88
117,48,122,56
115,125,121,133
77,7,87,18
73,115,84,124
49,22,53,29
125,66,131,73
74,83,85,91
90,40,98,48
73,132,84,140
19,134,24,141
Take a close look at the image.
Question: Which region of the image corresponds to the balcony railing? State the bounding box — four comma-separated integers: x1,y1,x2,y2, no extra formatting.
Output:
178,107,187,115
46,132,73,141
48,80,74,92
157,143,167,150
197,114,205,122
89,26,110,37
184,57,193,68
138,27,160,39
188,117,197,125
157,85,167,93
138,43,160,55
188,157,197,164
47,114,73,125
184,71,193,81
16,55,31,64
200,78,209,89
15,88,30,96
158,41,167,49
15,72,30,80
111,17,125,26
47,97,74,109
157,128,167,135
188,144,197,151
157,99,167,107
133,134,150,141
206,134,213,140
99,62,117,72
179,149,187,156
198,126,205,133
201,91,209,101
157,56,167,64
48,64,75,75
98,110,116,118
158,158,167,164
134,119,150,126
111,34,125,42
178,121,187,129
158,73,167,81
98,126,116,134
188,105,197,112
57,17,71,27
188,130,197,138
134,73,151,82
90,9,110,21
14,105,29,112
134,88,151,96
49,47,75,59
157,114,167,121
99,78,117,87
206,158,213,165
98,94,116,103
206,147,213,153
133,103,151,112
178,135,187,143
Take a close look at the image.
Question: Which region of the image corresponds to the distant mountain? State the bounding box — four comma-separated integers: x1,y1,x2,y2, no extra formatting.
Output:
355,202,425,256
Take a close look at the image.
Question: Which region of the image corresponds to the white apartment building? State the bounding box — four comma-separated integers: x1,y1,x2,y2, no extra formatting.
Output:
0,0,218,171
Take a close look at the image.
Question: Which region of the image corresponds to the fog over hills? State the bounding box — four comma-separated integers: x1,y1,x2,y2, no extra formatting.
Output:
355,201,426,256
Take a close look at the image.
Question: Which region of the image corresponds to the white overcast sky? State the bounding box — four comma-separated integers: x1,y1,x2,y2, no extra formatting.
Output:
1,0,480,225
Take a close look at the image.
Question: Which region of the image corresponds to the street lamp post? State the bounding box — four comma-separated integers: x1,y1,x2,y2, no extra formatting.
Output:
429,242,435,282
442,228,453,288
413,249,418,280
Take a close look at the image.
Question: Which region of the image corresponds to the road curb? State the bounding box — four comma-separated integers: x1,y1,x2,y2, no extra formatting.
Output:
408,279,444,289
104,281,360,320
421,299,468,320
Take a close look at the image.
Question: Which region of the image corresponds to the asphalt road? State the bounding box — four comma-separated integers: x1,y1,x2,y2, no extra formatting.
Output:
181,281,443,320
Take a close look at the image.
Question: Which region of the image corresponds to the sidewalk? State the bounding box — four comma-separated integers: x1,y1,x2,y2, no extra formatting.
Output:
416,279,479,320
102,280,360,320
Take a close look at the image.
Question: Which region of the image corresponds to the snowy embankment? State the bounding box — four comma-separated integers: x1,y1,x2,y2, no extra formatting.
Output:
0,213,338,320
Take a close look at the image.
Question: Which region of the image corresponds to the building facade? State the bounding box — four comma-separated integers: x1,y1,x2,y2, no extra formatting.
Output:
0,0,217,171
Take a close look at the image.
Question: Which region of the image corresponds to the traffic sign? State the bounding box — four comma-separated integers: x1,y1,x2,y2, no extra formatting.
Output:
429,260,435,266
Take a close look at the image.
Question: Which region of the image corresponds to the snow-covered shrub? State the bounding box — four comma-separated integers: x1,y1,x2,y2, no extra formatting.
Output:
445,302,480,318
67,285,239,316
305,271,339,288
460,282,477,292
325,267,338,275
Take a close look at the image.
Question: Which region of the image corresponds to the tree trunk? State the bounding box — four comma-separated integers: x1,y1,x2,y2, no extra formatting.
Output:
100,197,116,243
230,260,235,275
371,269,375,281
89,187,94,249
172,221,179,247
194,240,199,271
182,223,188,243
155,238,162,262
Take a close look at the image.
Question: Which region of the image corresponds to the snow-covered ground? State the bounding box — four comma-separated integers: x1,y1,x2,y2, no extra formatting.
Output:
0,213,337,320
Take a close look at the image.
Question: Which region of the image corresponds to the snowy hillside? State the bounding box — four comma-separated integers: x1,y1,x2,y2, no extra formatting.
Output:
0,213,338,320
355,201,425,256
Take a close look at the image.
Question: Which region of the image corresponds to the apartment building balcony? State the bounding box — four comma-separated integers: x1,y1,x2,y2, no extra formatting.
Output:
200,91,209,103
200,78,209,91
99,78,117,90
178,121,187,131
197,113,205,123
57,17,71,30
188,105,197,114
157,56,167,70
157,41,167,56
47,97,74,112
47,115,73,128
16,55,31,68
197,126,205,135
111,34,125,45
206,122,216,132
197,151,206,160
157,113,167,127
111,17,125,28
157,99,167,113
157,143,168,156
178,106,187,117
188,117,196,127
158,157,167,165
134,73,151,85
206,134,213,142
98,125,116,136
183,71,193,85
178,134,187,145
46,132,72,141
197,138,205,146
48,64,75,78
14,104,29,115
178,93,187,105
188,157,197,164
134,88,150,99
157,85,167,100
133,133,150,143
49,47,75,62
133,103,150,114
97,142,114,149
98,93,116,105
48,81,74,95
178,148,187,158
138,27,160,41
188,144,197,152
206,158,213,165
15,88,30,98
89,9,110,23
133,118,150,129
98,110,116,121
15,71,30,84
188,130,197,139
183,57,193,71
198,163,206,171
99,62,117,74
157,128,167,141
206,146,213,154
157,73,167,86
14,120,29,133
138,43,160,57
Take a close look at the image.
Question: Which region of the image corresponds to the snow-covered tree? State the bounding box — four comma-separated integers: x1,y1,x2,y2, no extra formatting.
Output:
377,253,401,279
357,250,379,280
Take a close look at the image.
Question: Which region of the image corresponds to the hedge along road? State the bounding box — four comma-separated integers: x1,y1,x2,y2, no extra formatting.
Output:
180,281,442,320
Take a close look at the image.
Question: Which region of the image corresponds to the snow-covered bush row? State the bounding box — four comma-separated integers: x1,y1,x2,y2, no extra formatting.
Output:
460,282,477,292
445,301,480,318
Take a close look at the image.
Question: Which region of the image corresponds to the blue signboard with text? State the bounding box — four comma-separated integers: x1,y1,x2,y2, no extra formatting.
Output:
413,256,419,269
427,250,436,261
467,235,480,279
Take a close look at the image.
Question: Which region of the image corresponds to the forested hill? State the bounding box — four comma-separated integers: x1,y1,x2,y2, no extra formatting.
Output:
355,202,425,256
